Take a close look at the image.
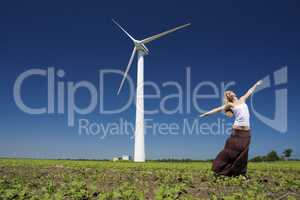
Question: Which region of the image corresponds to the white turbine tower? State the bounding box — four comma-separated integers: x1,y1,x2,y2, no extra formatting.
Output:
113,19,190,162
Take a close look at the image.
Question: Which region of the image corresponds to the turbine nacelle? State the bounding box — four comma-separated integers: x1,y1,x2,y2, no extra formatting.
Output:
134,41,149,55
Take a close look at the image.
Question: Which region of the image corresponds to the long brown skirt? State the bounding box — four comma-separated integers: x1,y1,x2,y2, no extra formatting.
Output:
212,129,251,176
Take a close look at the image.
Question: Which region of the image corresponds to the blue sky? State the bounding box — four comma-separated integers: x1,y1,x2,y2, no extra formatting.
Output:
0,0,300,159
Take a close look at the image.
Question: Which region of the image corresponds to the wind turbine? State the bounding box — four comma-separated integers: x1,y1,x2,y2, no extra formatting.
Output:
113,19,191,162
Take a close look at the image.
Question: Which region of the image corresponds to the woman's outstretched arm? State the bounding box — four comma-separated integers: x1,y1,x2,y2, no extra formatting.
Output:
200,104,232,117
239,80,263,102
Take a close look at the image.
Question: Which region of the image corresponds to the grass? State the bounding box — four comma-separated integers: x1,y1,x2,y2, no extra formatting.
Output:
0,159,299,199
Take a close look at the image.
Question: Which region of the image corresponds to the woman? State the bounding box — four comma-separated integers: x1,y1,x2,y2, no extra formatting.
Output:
200,80,262,176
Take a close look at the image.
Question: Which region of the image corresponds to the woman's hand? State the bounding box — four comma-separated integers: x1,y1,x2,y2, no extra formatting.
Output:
256,80,263,86
199,113,207,118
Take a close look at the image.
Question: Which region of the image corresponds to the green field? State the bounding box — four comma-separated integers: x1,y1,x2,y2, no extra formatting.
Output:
0,159,299,200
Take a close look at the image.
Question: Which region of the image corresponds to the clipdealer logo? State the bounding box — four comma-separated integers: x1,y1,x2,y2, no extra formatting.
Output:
13,66,288,134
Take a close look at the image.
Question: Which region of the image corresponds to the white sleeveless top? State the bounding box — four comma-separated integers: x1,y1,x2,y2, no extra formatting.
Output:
231,103,250,127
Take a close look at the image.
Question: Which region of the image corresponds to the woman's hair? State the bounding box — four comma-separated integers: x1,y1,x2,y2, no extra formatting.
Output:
223,91,236,117
223,90,236,104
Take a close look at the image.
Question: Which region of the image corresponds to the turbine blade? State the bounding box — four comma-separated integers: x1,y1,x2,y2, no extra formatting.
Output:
141,23,191,44
117,47,137,95
112,19,136,42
